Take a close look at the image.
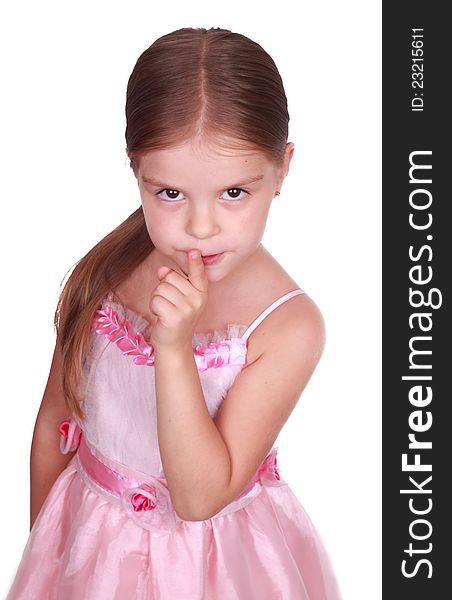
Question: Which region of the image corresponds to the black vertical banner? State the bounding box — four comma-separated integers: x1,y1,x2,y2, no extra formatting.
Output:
383,2,450,598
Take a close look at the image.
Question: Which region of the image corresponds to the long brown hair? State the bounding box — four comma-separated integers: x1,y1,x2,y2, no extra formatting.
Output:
56,27,290,421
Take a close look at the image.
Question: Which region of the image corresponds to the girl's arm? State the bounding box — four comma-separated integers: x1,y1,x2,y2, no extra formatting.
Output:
30,339,76,530
155,294,325,522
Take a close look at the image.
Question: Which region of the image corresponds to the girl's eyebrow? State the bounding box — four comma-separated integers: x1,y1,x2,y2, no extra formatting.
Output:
140,174,265,188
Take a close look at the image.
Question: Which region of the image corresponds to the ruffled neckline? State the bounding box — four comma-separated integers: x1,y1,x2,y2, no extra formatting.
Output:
95,298,249,371
101,297,249,347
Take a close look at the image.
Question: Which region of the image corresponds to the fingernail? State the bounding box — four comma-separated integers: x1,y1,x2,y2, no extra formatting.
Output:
190,250,199,260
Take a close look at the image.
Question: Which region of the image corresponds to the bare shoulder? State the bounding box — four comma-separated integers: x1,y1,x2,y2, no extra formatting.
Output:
246,290,326,369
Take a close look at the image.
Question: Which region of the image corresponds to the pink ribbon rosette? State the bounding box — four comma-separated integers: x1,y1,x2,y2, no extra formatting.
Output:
238,446,284,497
59,419,83,454
121,478,179,533
257,446,283,485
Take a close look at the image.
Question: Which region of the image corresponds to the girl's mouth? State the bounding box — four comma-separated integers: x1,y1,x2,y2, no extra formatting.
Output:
201,252,224,265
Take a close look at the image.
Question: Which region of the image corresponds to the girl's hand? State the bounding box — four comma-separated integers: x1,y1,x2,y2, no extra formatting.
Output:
149,250,209,350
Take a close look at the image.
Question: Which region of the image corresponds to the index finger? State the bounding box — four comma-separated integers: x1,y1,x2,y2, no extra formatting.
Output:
188,250,208,292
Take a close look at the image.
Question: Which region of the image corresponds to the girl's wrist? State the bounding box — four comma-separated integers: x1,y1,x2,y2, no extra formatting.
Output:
153,341,194,365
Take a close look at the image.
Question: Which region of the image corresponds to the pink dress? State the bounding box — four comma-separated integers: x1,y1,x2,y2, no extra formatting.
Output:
6,288,342,599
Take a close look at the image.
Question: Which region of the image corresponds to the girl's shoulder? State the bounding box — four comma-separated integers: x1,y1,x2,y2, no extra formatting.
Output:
244,283,323,367
228,250,324,366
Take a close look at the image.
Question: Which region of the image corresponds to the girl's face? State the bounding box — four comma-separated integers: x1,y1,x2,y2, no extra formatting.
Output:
135,138,293,285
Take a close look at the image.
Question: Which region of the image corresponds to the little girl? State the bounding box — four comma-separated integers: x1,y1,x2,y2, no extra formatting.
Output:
6,27,342,599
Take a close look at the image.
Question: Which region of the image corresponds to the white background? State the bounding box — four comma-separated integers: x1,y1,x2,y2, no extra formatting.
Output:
0,1,381,598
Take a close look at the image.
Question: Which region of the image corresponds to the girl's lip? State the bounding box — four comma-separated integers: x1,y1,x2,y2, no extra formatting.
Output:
201,252,224,264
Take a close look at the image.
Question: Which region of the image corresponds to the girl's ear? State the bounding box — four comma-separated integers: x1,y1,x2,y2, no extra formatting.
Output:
283,142,295,176
276,142,295,189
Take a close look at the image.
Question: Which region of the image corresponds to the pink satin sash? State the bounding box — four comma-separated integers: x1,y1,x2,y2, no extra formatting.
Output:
59,419,287,534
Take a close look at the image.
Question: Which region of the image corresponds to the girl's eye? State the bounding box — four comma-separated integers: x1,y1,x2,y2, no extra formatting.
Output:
221,188,248,201
156,187,249,202
157,189,184,202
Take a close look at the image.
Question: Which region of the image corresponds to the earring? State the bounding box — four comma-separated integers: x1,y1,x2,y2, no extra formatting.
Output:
274,191,280,197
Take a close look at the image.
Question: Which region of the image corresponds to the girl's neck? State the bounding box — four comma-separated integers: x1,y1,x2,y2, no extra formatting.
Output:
112,244,273,330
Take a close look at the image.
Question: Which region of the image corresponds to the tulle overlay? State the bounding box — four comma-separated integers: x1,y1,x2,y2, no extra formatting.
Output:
7,292,342,599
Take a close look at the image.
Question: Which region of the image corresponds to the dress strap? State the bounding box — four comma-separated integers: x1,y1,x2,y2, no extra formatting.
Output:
241,289,306,342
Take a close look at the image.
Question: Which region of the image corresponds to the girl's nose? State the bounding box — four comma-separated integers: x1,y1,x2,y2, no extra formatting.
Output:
185,201,221,239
